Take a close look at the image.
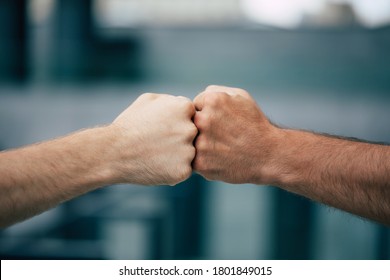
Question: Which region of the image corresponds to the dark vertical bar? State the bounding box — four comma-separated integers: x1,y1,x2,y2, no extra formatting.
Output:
270,187,314,259
53,0,93,80
52,0,144,82
377,225,390,260
169,174,207,259
13,0,28,81
149,217,165,260
0,0,28,82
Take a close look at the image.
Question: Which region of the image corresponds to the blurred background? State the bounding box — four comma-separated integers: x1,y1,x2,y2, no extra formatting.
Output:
1,0,390,260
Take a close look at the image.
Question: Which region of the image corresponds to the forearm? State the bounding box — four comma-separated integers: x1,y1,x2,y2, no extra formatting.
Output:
265,129,390,225
192,85,390,225
0,126,116,227
0,93,197,228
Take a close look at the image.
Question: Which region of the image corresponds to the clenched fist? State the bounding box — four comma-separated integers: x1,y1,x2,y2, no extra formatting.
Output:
192,85,281,184
110,93,198,185
0,92,198,227
192,85,390,226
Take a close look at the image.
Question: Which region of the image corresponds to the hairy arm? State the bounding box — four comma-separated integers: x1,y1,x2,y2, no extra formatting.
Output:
0,93,197,227
193,85,390,225
0,127,116,227
267,129,390,225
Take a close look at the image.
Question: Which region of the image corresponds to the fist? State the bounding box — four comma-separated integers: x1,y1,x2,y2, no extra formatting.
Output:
192,85,280,184
110,93,198,186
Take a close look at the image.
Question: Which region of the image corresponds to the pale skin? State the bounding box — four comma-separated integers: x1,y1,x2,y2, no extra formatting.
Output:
193,85,390,226
1,87,389,228
0,93,197,228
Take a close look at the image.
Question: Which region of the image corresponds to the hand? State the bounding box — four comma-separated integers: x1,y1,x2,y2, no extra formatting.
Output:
109,93,198,186
192,85,281,184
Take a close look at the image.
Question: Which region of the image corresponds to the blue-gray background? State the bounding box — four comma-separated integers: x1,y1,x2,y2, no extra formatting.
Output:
0,0,389,259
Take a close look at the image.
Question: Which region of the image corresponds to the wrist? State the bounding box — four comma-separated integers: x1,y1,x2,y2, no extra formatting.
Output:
100,123,142,185
250,126,292,186
80,125,123,186
259,128,315,188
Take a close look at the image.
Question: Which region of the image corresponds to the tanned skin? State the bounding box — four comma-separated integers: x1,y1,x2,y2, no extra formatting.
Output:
193,85,390,226
1,86,389,227
0,93,197,228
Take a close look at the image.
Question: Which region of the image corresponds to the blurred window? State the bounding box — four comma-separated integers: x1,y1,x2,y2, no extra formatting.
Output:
93,0,242,28
241,0,390,28
92,0,390,29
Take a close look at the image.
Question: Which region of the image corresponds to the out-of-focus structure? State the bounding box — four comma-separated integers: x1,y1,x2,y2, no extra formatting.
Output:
0,0,389,260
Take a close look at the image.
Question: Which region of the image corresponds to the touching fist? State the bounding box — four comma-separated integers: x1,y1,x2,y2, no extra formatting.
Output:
192,85,281,184
110,93,198,186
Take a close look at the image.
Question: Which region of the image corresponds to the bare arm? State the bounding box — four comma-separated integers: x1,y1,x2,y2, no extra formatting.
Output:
269,129,390,225
0,93,197,227
193,85,390,225
0,127,115,227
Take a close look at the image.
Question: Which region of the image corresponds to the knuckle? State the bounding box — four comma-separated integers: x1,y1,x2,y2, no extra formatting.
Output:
192,154,207,172
231,87,251,99
206,85,220,91
194,134,207,151
194,113,210,131
204,92,220,106
193,112,203,128
188,124,198,138
176,97,195,114
171,147,196,184
238,89,251,98
177,95,191,102
240,88,249,95
204,92,229,108
192,155,201,171
139,92,160,102
141,92,154,99
185,144,196,161
184,100,195,114
190,145,196,158
201,116,211,131
177,165,192,182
